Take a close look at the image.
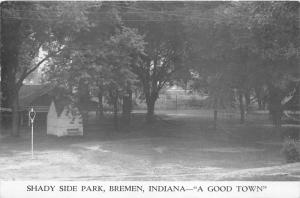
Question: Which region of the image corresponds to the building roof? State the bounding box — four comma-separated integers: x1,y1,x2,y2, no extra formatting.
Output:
15,84,97,113
53,97,73,116
19,84,54,107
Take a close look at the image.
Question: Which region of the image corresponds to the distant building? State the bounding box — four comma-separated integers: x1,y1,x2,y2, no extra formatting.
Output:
164,85,192,96
0,82,101,135
19,84,84,136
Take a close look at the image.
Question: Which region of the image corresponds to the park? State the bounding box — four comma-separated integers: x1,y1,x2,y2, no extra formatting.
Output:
0,1,299,181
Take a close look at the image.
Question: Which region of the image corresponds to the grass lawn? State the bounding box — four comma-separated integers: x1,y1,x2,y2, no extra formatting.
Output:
0,110,299,180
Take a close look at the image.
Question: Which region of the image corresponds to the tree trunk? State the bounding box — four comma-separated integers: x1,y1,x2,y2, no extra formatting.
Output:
97,91,103,119
212,95,218,130
258,98,263,110
245,90,251,112
1,68,11,128
213,109,218,130
1,16,21,129
113,91,119,130
268,87,283,128
238,91,245,124
11,90,20,137
146,97,156,122
262,99,266,110
122,86,132,126
81,111,88,132
255,87,263,110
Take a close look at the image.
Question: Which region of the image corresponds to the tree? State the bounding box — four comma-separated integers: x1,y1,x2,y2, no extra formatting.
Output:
182,2,239,126
43,11,145,129
251,2,299,127
118,2,189,121
101,27,144,129
185,2,299,126
1,2,89,136
223,2,300,125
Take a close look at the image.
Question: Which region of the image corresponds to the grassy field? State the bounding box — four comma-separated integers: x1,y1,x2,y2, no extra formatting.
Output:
0,110,299,180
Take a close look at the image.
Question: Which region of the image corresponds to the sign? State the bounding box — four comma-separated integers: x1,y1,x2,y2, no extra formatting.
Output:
28,108,36,159
0,181,299,198
29,108,36,124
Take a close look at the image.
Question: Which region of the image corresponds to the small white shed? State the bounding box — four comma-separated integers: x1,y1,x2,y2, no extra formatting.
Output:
47,100,83,137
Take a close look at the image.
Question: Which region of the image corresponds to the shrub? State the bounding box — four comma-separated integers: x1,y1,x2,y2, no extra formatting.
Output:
187,96,203,107
281,138,300,163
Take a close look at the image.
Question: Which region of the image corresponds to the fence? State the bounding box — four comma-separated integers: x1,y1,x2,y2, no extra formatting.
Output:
133,93,209,111
0,106,49,129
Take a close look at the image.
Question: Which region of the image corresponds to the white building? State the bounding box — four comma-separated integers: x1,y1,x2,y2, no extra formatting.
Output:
47,100,83,137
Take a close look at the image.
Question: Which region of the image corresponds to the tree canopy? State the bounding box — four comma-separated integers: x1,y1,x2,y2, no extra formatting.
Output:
1,1,299,135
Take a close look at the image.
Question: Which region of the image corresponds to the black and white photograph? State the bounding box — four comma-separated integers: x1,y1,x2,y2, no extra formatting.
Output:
0,0,299,185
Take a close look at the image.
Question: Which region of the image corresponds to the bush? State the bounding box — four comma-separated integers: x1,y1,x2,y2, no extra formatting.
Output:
281,138,300,163
187,96,203,107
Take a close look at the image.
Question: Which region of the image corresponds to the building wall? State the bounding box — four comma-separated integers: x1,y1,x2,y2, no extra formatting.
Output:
47,102,83,137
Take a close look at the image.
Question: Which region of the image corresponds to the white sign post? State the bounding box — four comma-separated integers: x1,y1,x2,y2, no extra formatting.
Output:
28,108,36,159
